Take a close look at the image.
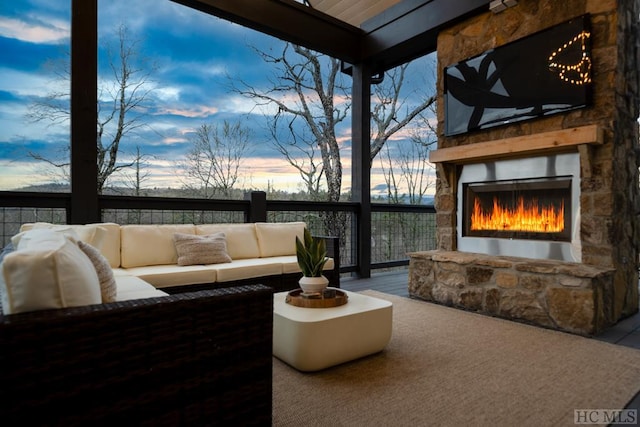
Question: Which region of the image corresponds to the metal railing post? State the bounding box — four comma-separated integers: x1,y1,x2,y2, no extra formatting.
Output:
247,191,267,223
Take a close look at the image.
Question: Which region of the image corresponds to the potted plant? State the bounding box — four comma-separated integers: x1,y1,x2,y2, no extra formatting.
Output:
295,228,329,294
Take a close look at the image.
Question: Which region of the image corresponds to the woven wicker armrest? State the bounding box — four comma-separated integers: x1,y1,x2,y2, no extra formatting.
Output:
0,284,273,426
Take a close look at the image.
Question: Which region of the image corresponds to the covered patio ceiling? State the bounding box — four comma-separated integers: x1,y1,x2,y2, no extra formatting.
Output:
305,0,403,28
170,0,492,73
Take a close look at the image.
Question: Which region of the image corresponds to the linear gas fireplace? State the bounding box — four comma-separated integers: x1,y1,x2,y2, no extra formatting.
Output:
463,176,572,241
457,153,581,262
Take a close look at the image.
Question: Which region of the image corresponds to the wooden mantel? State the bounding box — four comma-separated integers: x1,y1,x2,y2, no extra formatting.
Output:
429,125,603,164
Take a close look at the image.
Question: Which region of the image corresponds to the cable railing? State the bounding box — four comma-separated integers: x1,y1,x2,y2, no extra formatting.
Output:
0,191,437,274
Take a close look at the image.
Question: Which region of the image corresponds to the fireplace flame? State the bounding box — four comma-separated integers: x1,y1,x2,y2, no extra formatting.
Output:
471,197,564,233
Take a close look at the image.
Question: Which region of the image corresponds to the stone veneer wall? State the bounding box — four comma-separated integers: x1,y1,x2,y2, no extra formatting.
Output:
409,251,614,335
411,0,639,330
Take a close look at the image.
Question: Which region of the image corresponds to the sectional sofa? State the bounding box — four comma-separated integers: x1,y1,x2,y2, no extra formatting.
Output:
0,220,339,425
14,221,339,301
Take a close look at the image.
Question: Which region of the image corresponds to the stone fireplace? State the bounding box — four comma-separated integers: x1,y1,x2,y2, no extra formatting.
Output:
408,0,640,335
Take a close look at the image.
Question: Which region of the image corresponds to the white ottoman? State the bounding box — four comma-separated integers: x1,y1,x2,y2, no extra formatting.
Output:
273,290,393,372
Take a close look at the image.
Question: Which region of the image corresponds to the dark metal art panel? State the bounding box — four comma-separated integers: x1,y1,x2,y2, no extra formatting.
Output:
444,14,592,136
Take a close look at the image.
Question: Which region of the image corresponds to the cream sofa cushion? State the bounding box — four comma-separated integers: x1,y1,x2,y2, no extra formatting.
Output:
91,222,121,268
255,222,306,258
18,222,121,268
14,227,80,249
114,274,169,301
196,223,260,259
212,258,283,282
277,255,335,274
122,265,217,289
120,224,195,268
0,230,101,315
16,222,107,250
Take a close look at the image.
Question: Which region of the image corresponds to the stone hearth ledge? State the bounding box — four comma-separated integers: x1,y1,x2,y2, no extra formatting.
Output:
408,250,616,336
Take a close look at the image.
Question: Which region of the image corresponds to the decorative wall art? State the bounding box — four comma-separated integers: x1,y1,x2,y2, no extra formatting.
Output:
444,14,592,136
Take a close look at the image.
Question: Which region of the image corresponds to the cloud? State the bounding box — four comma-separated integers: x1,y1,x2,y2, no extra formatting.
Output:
0,0,438,194
0,66,66,97
0,16,68,44
157,105,219,119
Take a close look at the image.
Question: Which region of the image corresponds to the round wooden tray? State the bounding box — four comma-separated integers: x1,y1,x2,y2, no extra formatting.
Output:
285,288,348,308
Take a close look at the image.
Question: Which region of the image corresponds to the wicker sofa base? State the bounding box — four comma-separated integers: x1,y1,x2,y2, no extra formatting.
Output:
0,285,273,426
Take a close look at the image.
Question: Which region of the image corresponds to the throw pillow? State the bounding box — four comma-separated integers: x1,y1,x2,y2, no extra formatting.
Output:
78,240,117,303
173,232,232,266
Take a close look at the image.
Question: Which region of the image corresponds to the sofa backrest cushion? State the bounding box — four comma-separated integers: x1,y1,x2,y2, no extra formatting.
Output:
255,222,306,258
17,222,121,268
0,229,102,315
17,222,107,249
93,223,121,268
196,223,260,259
120,224,196,268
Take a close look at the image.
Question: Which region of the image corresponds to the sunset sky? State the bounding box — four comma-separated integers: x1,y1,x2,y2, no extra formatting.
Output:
0,0,437,197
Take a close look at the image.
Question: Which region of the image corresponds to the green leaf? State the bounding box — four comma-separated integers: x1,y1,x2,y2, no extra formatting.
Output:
295,228,328,277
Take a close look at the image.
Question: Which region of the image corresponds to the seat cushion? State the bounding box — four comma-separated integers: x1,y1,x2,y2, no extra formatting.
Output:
276,255,335,274
114,274,169,301
122,264,217,289
212,258,283,282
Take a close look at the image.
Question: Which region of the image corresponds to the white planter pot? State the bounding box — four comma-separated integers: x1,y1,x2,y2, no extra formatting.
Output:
299,275,329,294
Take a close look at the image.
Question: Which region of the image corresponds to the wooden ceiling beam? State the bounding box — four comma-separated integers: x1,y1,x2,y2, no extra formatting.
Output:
170,0,363,63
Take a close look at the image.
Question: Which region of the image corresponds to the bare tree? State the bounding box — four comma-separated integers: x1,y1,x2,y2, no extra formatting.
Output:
235,43,436,202
234,43,348,203
376,117,437,260
119,146,153,196
182,120,252,199
26,24,157,193
235,43,436,243
370,65,436,165
269,126,325,200
378,123,436,205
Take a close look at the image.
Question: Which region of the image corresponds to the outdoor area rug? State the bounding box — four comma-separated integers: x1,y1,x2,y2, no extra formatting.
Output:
272,290,640,427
